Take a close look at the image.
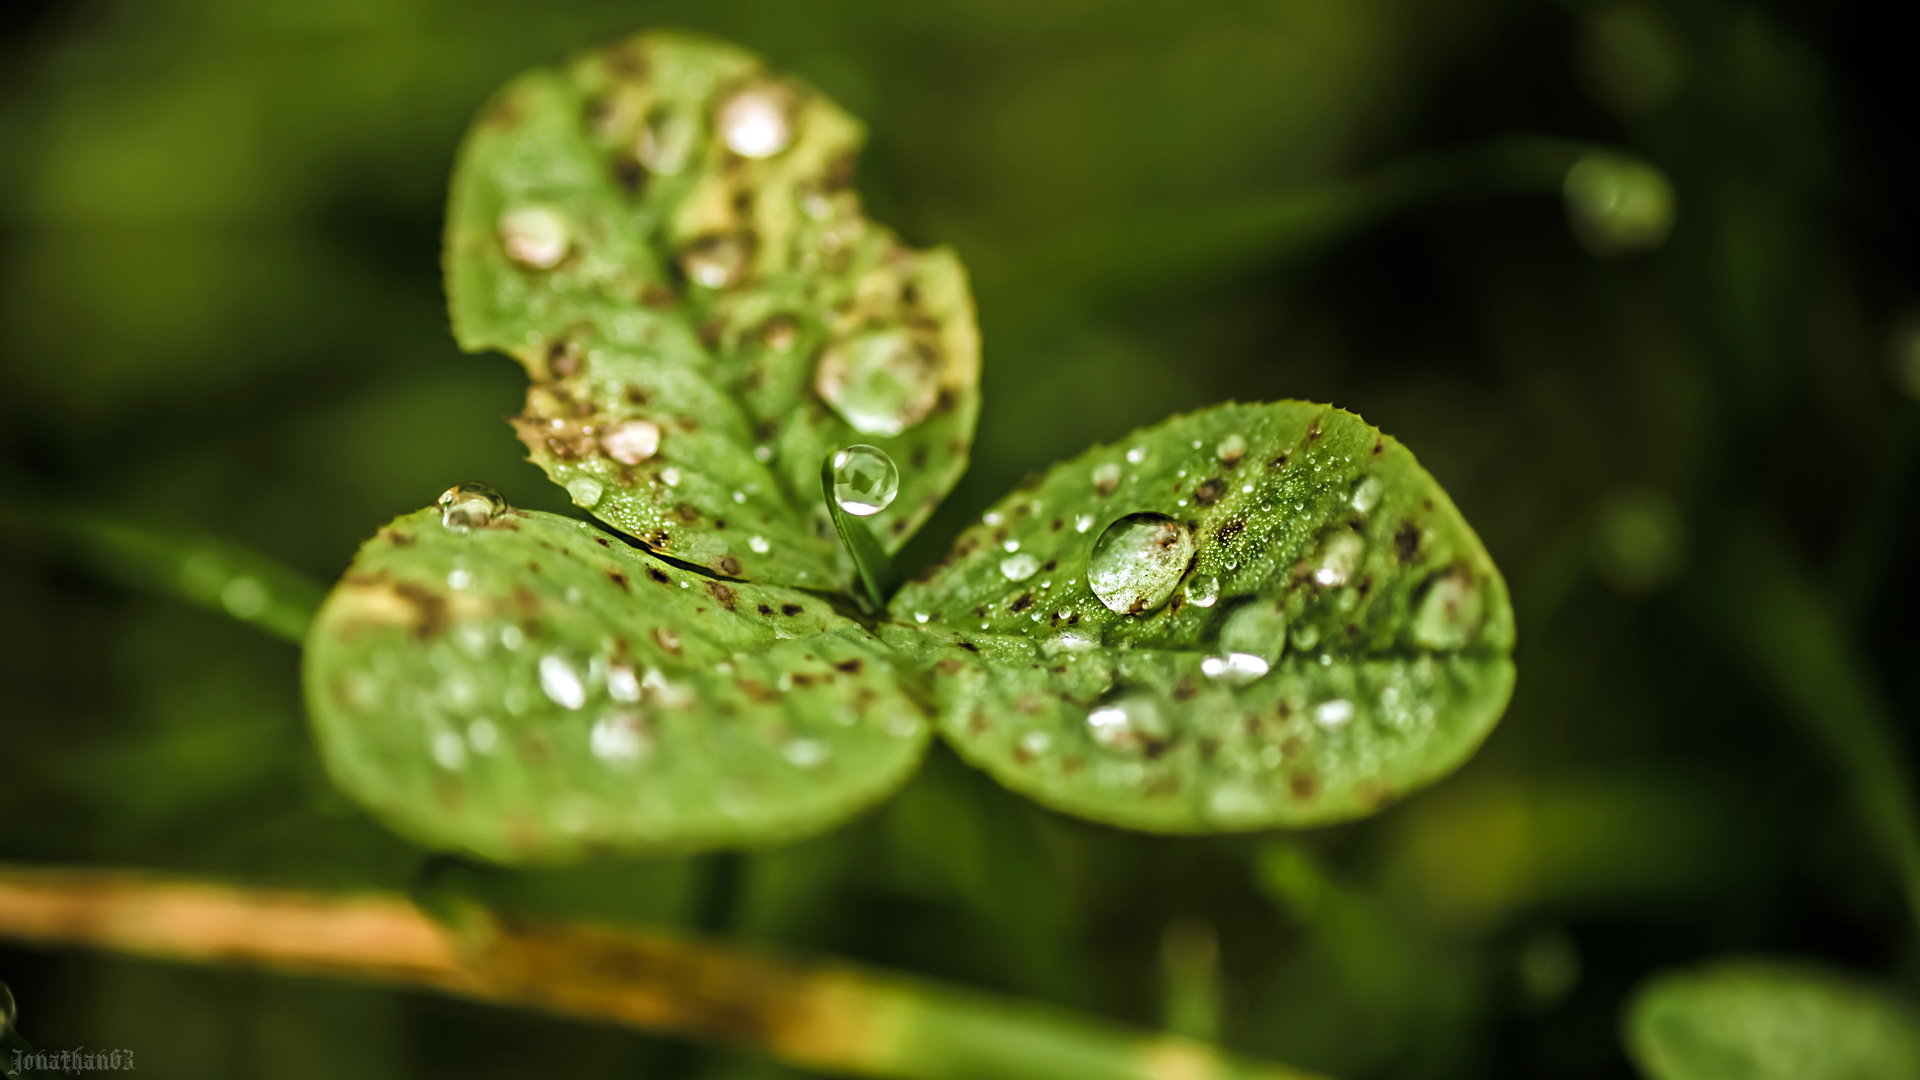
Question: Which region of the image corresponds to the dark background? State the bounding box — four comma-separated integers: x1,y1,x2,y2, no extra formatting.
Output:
2,0,1917,1077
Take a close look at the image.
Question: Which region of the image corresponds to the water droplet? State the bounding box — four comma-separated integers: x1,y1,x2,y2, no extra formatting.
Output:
1312,531,1366,587
592,711,652,764
1126,447,1147,464
1002,539,1021,553
753,444,773,463
815,328,939,436
1314,699,1354,728
1216,434,1247,466
1563,152,1676,256
1350,475,1385,513
681,233,751,289
607,664,640,703
601,419,661,464
1288,623,1319,651
1200,653,1269,686
1075,513,1096,533
1187,574,1219,608
983,511,1004,526
1089,513,1195,615
566,476,604,508
220,575,267,618
1000,552,1039,581
748,535,770,554
1220,600,1287,664
1091,463,1122,496
467,719,498,754
498,205,570,269
1411,571,1486,649
661,467,682,487
832,444,899,516
539,654,586,710
912,611,930,623
731,490,747,504
637,105,699,175
499,624,524,650
716,84,793,158
784,738,830,768
438,482,507,532
504,686,529,714
447,568,473,590
1086,695,1169,754
432,730,467,770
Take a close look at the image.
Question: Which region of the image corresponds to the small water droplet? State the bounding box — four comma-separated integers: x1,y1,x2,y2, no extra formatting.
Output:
753,444,773,463
984,511,1004,526
1088,513,1196,615
1216,434,1247,465
467,719,498,754
601,420,661,464
717,84,794,158
1092,463,1122,496
1187,574,1219,608
1200,653,1269,686
815,328,939,435
1312,531,1366,587
567,476,605,508
592,711,652,764
498,205,570,269
1075,513,1096,533
637,105,699,175
661,466,682,487
1350,475,1385,513
681,233,751,289
913,611,930,623
499,624,525,650
1412,571,1485,649
1126,446,1147,464
749,535,770,554
1002,539,1020,553
504,686,529,714
1314,699,1354,727
438,482,507,532
540,654,586,710
832,444,899,516
784,738,830,768
1001,552,1039,581
1086,695,1169,754
1019,729,1053,755
1288,623,1318,651
732,490,747,504
432,730,467,770
447,568,473,590
1220,600,1287,664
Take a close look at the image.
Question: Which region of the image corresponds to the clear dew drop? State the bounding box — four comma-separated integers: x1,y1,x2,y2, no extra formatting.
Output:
1312,530,1366,587
681,233,751,289
591,711,651,765
1412,571,1486,649
1187,574,1219,608
539,654,586,710
498,204,570,269
1088,513,1195,615
815,327,940,436
1314,699,1355,728
601,419,661,464
1085,695,1170,755
753,444,773,463
716,84,794,158
1000,552,1039,582
914,611,930,623
748,535,770,554
1216,434,1247,466
438,482,507,532
636,105,699,175
566,476,604,508
1220,600,1288,665
1003,539,1021,552
1350,475,1385,513
832,444,899,516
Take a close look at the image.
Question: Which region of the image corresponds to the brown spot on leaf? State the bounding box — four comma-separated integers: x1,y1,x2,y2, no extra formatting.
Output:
780,603,804,617
647,567,671,585
937,659,963,676
715,555,742,577
1395,522,1421,564
834,659,862,674
1289,774,1318,799
706,581,737,611
653,626,682,656
757,603,774,616
1216,519,1245,544
1194,478,1226,505
606,570,629,591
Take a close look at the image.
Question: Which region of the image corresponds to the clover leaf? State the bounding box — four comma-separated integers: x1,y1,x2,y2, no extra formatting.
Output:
445,32,979,591
880,402,1515,832
303,490,930,863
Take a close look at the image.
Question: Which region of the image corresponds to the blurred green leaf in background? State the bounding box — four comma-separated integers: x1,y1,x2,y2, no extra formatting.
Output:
3,0,1918,1078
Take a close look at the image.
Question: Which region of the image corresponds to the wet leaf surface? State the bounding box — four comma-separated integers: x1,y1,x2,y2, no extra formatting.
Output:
303,505,930,864
445,33,979,591
883,401,1515,832
1627,960,1920,1080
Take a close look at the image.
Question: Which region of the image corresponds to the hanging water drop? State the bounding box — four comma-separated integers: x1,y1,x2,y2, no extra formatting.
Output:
601,419,661,464
814,327,940,436
832,444,899,516
716,84,794,158
636,105,699,175
1000,552,1039,581
1088,513,1195,615
566,476,605,508
498,205,571,269
438,482,507,532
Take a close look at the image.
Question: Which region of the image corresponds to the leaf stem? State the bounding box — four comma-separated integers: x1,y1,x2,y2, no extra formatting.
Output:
0,863,1328,1080
822,455,905,609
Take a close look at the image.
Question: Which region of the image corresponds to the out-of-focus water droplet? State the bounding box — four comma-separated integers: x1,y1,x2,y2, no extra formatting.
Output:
467,719,498,754
498,205,571,269
1187,574,1219,608
1086,695,1170,754
1563,153,1676,256
592,711,651,765
499,624,525,651
717,84,793,158
748,535,770,554
1288,623,1319,651
540,654,586,710
607,664,640,703
439,482,507,532
753,444,773,463
1580,4,1687,116
220,576,267,618
1200,653,1269,686
1126,447,1147,464
1220,600,1287,665
784,738,829,768
1092,463,1122,496
601,419,661,464
1001,552,1039,581
1216,434,1247,466
682,233,751,289
1350,475,1385,513
815,328,939,436
1002,539,1021,553
1089,513,1195,615
432,730,467,770
1020,729,1053,756
1411,571,1486,649
1591,485,1687,595
761,315,798,353
1075,513,1096,533
983,510,1004,526
1314,699,1354,728
914,611,930,623
1312,531,1366,587
832,444,899,516
447,568,473,590
566,476,605,508
637,105,699,175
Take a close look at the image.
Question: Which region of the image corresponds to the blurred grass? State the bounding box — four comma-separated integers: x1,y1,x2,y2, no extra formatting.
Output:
1,0,1917,1078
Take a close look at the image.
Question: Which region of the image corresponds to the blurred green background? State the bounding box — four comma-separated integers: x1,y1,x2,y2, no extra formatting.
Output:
2,0,1917,1077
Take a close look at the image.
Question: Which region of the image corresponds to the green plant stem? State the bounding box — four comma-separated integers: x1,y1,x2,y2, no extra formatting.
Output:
821,458,905,610
0,864,1328,1080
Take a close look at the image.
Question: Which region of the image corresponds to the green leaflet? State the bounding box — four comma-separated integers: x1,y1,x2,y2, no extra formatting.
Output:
445,32,980,592
1627,960,1920,1080
882,402,1515,832
302,503,930,863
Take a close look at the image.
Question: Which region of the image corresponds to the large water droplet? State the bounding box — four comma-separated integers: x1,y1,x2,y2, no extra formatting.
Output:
1086,695,1171,754
1563,152,1675,256
716,84,794,158
498,205,571,269
1089,513,1195,615
601,419,661,464
815,328,939,436
539,654,586,710
1220,600,1287,665
681,233,751,288
566,476,604,508
438,482,507,532
592,711,652,765
1000,552,1039,581
832,444,899,516
637,105,699,175
1411,571,1485,649
1311,530,1366,587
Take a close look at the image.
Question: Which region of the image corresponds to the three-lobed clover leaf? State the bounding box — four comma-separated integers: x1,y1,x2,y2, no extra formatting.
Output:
445,31,979,592
303,493,929,863
881,402,1515,832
